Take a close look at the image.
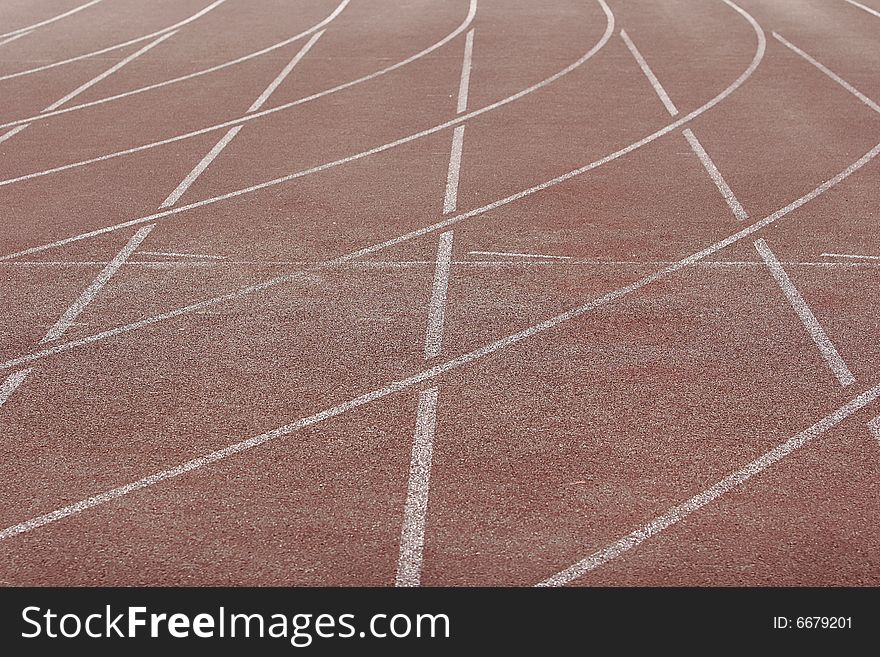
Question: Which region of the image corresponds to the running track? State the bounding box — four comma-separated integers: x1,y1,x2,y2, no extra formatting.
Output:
0,0,878,586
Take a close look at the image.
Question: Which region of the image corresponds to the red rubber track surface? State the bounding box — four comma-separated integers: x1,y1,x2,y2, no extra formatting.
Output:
0,0,878,586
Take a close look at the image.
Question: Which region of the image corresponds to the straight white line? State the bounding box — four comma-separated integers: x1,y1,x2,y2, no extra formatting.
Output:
247,30,325,113
159,30,323,210
773,33,880,115
869,416,880,445
538,381,880,586
0,127,875,542
755,239,855,387
620,29,678,116
456,29,475,114
443,126,466,215
0,125,28,145
469,250,572,260
0,0,601,207
0,0,105,39
821,252,880,261
43,31,178,113
682,128,749,220
159,127,242,209
41,225,155,343
0,30,33,47
844,0,880,19
424,232,454,360
0,0,431,134
396,386,440,587
3,259,875,270
139,251,226,260
0,0,228,83
0,369,32,407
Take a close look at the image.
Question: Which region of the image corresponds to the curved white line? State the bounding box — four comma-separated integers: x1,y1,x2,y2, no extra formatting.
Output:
0,0,480,187
2,136,877,544
0,0,747,360
1,0,853,548
1,0,752,265
0,0,351,127
0,0,228,82
0,0,105,40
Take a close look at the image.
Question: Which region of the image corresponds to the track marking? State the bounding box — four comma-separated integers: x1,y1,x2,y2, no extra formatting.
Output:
754,239,855,387
0,0,228,83
620,29,678,116
0,369,32,407
159,31,324,209
138,251,225,260
682,128,749,220
538,381,880,586
45,31,179,112
0,31,177,147
0,30,33,47
0,125,27,145
1,113,876,544
0,0,105,39
41,226,155,343
0,0,775,368
0,0,443,134
443,126,466,215
773,33,880,115
0,0,606,203
469,250,572,260
159,127,242,209
247,30,325,113
869,416,880,445
457,29,475,113
844,0,880,19
425,232,455,361
396,387,440,587
821,252,880,261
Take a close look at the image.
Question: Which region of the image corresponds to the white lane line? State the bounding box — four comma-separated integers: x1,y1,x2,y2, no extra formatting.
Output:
0,30,767,372
755,239,855,387
0,0,105,39
773,33,880,115
620,29,747,221
160,30,323,209
0,369,32,407
457,29,475,113
844,0,880,19
0,125,28,146
0,31,177,147
443,126,466,215
159,127,242,209
41,225,155,343
869,416,880,445
821,252,880,261
424,232,455,360
0,0,436,134
44,31,178,112
0,0,601,202
0,0,227,83
4,259,876,270
620,29,678,116
682,128,749,220
247,30,324,113
0,0,764,365
0,30,34,47
138,251,225,260
539,380,880,586
0,131,875,540
395,386,440,587
469,250,572,260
